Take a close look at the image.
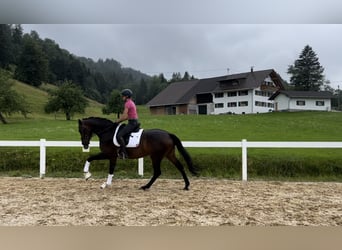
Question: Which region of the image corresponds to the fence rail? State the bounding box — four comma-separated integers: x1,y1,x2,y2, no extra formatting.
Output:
1,139,342,180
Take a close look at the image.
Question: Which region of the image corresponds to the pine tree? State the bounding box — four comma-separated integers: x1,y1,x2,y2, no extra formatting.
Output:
182,71,190,81
287,45,325,91
11,24,23,64
0,24,13,68
14,34,48,87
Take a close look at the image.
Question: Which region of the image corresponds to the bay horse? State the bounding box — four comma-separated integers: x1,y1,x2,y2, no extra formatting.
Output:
78,117,198,190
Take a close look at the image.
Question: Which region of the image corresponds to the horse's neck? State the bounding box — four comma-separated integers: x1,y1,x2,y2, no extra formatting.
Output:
90,121,116,138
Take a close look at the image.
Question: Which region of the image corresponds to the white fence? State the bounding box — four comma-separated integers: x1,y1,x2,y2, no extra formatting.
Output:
1,139,342,180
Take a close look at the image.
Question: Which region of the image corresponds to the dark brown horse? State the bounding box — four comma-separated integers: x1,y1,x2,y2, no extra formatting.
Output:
78,117,197,190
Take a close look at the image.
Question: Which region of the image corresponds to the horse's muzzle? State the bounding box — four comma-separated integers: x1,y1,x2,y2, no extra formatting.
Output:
82,145,90,152
82,142,89,151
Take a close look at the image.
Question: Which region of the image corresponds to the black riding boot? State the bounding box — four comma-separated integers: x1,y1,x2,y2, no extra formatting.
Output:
118,137,128,159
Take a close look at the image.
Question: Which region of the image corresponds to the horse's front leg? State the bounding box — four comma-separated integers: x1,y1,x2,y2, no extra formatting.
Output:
101,156,118,189
83,152,108,180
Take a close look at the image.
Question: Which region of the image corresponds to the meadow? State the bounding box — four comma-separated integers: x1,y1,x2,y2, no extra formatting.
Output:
1,81,342,181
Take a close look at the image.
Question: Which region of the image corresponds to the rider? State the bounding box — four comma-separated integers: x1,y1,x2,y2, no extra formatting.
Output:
115,89,139,159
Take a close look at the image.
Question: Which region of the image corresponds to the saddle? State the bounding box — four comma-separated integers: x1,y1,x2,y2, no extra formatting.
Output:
113,123,143,148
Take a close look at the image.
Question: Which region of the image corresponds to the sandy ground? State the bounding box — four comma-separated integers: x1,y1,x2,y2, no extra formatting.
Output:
0,177,341,226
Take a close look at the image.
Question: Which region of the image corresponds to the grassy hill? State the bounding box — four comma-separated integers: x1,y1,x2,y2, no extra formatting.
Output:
10,79,109,120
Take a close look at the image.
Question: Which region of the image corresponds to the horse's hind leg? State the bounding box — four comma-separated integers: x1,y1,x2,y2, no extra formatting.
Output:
140,155,162,190
167,152,190,190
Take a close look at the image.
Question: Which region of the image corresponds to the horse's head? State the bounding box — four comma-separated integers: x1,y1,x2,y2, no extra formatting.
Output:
78,119,93,149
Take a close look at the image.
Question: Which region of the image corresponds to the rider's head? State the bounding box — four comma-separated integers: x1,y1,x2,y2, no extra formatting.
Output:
121,89,133,99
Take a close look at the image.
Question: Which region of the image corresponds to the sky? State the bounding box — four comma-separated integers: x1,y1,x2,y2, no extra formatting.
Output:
1,0,341,89
22,24,342,89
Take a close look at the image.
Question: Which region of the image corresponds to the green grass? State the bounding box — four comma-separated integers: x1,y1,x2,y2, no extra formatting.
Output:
1,80,342,181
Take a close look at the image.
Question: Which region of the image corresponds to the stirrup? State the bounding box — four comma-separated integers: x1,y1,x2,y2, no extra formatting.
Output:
117,150,128,159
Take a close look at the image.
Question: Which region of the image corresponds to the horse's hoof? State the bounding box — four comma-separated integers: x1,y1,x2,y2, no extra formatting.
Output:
140,186,149,191
84,172,92,180
183,187,189,191
100,182,110,189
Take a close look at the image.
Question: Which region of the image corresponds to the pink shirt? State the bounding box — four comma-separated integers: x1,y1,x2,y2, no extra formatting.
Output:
125,99,138,119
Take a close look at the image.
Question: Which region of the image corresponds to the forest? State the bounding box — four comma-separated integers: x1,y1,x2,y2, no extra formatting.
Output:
0,24,195,105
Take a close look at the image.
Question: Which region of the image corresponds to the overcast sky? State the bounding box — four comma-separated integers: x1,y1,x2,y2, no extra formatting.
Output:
22,24,342,89
4,1,340,89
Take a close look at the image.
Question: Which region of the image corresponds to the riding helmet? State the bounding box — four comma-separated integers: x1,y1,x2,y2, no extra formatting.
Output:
121,89,133,98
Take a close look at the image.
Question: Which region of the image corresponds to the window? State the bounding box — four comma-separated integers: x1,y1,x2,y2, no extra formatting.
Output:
238,90,248,96
227,91,237,97
255,90,262,96
214,92,224,98
227,102,237,107
264,81,274,87
239,101,248,107
296,100,305,106
255,101,267,107
316,101,325,106
255,90,272,97
215,103,224,108
165,106,176,115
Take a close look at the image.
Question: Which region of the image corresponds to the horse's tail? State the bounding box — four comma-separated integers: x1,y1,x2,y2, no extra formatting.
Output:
169,133,199,176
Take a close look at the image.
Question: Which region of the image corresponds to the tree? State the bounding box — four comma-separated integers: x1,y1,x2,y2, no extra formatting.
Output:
170,72,182,83
14,34,48,87
11,24,23,65
182,71,191,81
45,80,88,120
0,24,13,68
287,45,325,91
0,70,29,124
102,90,123,118
136,78,148,104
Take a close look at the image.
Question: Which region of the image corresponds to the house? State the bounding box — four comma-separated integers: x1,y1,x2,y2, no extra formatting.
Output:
147,68,285,115
269,90,333,112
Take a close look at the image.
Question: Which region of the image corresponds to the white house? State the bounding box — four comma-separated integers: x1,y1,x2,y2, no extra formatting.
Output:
269,90,333,112
211,75,279,114
147,68,285,115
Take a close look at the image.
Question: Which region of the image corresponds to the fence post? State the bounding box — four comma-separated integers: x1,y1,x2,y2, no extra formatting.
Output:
138,158,144,176
40,139,46,178
242,139,247,181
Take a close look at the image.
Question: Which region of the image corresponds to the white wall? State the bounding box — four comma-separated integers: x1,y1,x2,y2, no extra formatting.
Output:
212,88,275,114
274,95,290,111
212,90,253,114
211,76,278,114
274,95,331,111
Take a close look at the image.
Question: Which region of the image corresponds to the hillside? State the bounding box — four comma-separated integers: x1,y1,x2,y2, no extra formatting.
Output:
11,80,108,120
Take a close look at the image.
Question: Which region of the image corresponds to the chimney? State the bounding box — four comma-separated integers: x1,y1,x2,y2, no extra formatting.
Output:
250,66,254,73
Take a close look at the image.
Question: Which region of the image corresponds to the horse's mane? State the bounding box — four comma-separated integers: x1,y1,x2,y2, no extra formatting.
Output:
83,117,116,125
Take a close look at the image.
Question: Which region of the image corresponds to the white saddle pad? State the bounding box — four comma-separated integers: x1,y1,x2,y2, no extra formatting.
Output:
113,124,143,148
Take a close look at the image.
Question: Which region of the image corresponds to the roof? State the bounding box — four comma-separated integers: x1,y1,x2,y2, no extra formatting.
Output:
147,69,284,107
147,80,199,107
269,90,334,100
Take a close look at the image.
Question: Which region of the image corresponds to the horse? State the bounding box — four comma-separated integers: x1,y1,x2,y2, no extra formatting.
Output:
78,117,198,190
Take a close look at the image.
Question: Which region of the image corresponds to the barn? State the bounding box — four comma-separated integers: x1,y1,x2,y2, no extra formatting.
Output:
147,68,285,115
